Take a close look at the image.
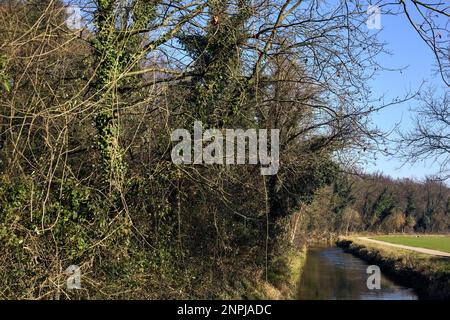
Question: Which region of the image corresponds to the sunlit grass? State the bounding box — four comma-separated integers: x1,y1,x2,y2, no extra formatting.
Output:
370,235,450,253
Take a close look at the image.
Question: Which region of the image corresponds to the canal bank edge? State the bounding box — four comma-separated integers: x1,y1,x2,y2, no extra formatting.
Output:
336,238,450,300
243,246,307,300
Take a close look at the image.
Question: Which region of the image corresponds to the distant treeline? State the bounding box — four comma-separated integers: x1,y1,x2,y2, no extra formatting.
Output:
353,174,450,233
301,173,450,237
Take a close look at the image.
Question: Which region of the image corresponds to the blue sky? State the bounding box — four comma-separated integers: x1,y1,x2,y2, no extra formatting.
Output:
364,12,447,181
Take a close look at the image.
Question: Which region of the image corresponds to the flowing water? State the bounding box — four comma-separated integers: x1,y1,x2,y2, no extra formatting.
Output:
297,245,418,300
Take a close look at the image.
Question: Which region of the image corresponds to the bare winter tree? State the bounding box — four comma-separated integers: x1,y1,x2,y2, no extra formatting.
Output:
398,0,450,86
393,1,450,179
399,89,450,179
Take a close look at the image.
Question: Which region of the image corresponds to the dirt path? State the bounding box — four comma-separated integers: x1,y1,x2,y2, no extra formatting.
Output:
357,237,450,258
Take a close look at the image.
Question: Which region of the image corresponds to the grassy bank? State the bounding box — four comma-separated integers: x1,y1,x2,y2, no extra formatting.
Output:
336,237,450,299
239,247,307,300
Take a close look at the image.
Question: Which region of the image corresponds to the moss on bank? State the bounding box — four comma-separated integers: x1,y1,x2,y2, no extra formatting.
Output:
336,237,450,299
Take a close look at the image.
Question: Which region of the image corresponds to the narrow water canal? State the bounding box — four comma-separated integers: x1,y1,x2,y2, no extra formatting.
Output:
297,245,418,300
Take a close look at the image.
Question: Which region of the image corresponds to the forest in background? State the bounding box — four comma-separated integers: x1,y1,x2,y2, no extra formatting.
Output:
302,173,450,238
0,0,448,299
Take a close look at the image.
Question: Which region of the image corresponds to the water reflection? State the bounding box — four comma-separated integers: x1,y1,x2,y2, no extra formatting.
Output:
297,245,418,300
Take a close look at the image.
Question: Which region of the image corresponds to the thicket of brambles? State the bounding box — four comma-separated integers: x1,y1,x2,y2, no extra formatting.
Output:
0,0,448,299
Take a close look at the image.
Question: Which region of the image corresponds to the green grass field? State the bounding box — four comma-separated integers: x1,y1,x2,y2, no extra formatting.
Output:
371,235,450,253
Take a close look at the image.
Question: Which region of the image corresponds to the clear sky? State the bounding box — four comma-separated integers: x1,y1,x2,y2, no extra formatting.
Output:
364,11,448,181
